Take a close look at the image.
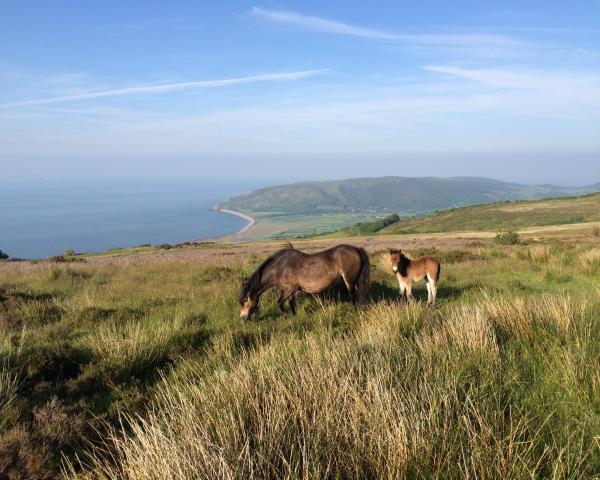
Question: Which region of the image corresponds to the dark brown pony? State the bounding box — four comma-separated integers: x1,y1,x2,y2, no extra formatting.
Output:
238,244,370,319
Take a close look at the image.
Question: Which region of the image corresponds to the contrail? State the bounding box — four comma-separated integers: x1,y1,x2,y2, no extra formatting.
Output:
0,69,329,109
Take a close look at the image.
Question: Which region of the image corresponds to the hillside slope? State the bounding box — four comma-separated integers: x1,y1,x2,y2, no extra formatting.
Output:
221,177,599,215
380,192,600,234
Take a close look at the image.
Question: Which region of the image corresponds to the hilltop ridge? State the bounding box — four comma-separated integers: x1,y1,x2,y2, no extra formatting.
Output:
221,176,600,216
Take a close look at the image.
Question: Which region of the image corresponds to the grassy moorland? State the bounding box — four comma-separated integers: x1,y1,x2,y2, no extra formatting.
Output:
380,193,600,235
1,230,599,479
222,190,600,243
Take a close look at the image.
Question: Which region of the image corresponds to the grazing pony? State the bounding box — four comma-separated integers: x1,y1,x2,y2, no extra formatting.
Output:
389,249,440,306
238,243,370,320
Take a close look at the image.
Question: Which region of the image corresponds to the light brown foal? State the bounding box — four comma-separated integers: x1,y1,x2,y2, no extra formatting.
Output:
389,249,441,306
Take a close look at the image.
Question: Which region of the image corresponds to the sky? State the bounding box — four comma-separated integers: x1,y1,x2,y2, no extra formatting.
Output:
1,0,599,186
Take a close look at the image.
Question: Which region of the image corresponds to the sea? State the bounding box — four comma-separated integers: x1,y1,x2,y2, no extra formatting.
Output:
0,180,260,259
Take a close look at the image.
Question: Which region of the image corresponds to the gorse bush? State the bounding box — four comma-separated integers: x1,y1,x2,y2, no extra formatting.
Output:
0,250,8,260
494,230,520,245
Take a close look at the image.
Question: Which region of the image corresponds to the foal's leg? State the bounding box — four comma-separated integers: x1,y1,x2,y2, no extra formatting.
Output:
430,279,437,308
397,276,407,301
426,281,432,305
405,280,415,303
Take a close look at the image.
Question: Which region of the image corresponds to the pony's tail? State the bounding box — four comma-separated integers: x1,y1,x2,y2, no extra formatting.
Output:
355,247,371,303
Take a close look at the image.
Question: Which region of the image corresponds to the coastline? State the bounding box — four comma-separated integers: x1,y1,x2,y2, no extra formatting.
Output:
210,206,256,238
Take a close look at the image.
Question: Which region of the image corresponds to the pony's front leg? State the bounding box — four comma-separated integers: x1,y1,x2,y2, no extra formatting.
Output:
277,290,288,313
405,281,415,303
279,288,297,315
397,276,407,301
288,292,297,315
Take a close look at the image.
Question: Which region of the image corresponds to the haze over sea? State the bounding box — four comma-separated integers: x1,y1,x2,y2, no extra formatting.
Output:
0,181,260,259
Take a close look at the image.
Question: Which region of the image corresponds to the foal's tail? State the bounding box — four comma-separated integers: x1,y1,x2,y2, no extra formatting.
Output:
436,261,441,282
355,247,371,303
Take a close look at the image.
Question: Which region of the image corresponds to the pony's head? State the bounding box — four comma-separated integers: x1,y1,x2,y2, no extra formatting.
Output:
388,248,403,273
238,278,260,320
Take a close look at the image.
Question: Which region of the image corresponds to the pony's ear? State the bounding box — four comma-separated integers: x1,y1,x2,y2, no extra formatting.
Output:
240,277,248,285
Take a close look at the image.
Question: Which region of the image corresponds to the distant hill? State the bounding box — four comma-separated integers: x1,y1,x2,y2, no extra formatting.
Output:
221,177,600,215
378,192,600,234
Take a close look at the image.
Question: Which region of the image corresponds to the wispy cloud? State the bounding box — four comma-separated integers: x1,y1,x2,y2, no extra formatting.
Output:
0,69,328,109
425,65,600,96
251,7,520,48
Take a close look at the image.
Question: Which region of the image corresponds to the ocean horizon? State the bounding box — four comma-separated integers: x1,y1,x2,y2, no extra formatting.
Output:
0,180,260,259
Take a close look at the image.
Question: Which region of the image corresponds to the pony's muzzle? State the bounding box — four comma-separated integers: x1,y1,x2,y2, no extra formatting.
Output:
240,313,249,320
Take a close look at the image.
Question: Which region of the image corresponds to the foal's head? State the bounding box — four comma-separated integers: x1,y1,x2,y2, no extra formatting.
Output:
389,248,404,273
238,280,260,320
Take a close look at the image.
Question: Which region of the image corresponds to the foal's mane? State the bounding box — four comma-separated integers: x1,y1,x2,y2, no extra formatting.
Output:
238,245,296,304
390,248,408,258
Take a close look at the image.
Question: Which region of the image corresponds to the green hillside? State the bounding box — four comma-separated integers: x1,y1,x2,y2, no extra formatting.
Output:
380,192,600,234
222,176,600,215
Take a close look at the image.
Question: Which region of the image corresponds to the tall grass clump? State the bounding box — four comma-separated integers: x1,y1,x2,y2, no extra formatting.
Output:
579,247,600,273
82,318,184,379
0,360,20,416
528,244,550,262
64,294,600,479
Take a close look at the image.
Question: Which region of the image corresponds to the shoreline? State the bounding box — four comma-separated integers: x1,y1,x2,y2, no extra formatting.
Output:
209,206,256,238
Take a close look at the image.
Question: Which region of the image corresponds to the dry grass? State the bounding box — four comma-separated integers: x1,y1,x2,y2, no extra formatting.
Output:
579,248,600,273
2,238,599,478
528,244,551,262
63,294,600,480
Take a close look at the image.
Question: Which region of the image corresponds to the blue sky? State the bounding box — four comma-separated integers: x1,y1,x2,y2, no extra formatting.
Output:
1,0,599,185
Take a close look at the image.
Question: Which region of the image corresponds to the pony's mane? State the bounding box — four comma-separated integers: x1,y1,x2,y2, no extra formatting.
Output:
389,248,410,261
238,247,295,304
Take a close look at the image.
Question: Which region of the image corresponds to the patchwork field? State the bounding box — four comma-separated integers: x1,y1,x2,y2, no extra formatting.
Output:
1,226,599,478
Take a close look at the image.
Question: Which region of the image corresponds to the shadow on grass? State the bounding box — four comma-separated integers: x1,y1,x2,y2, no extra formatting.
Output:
371,281,477,303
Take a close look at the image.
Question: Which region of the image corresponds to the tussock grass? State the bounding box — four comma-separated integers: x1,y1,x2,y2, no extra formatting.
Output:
528,244,551,262
82,318,185,378
64,294,600,479
1,239,600,478
0,360,20,416
579,247,600,273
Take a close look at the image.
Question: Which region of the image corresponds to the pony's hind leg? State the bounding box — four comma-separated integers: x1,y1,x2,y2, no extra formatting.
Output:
426,281,433,305
426,273,437,307
342,273,357,306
